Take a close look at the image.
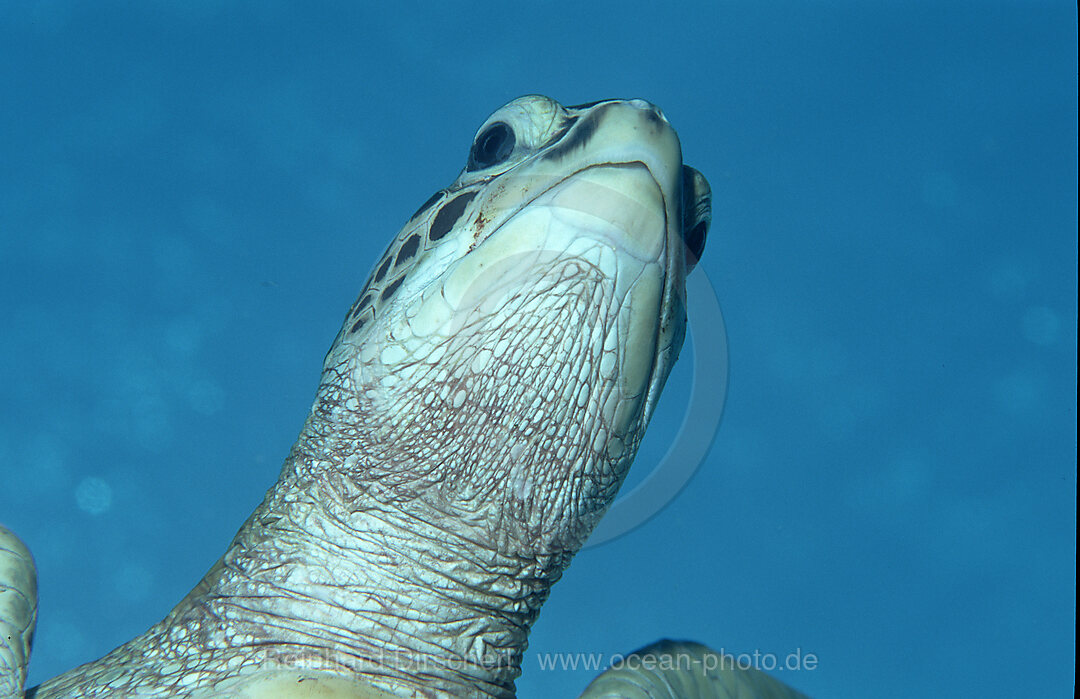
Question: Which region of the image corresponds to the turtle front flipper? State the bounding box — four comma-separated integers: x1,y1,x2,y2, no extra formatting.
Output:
0,525,37,699
579,639,810,699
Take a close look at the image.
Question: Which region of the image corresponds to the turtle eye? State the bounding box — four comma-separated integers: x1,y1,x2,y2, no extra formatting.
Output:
467,122,516,171
684,220,707,272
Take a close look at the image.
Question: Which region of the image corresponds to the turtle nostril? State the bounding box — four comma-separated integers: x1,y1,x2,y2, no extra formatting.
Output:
628,98,668,125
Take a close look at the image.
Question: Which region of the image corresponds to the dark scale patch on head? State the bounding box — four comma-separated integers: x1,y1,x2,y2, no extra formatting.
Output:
380,275,405,302
394,233,421,269
350,292,374,319
542,108,604,162
374,256,392,283
429,191,478,242
410,190,445,221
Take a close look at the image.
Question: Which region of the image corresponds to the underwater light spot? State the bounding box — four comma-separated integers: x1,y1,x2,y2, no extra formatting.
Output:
987,260,1031,300
187,379,225,416
75,476,113,515
1021,306,1060,346
992,370,1044,416
112,562,155,603
164,317,205,358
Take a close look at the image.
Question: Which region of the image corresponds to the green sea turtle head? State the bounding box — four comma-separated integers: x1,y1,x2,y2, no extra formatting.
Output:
311,95,711,560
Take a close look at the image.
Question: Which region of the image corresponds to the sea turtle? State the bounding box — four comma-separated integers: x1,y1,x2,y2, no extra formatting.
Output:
0,96,806,698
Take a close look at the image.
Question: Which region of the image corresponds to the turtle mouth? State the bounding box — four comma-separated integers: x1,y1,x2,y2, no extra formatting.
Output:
529,162,667,264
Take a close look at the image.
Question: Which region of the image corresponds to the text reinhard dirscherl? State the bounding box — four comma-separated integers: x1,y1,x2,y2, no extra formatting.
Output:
260,645,818,676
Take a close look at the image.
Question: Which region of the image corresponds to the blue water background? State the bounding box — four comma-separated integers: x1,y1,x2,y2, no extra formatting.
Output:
1,3,1075,697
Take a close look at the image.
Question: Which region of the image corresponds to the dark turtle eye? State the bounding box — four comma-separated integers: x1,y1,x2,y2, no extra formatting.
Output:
681,165,711,273
684,220,707,271
467,122,515,171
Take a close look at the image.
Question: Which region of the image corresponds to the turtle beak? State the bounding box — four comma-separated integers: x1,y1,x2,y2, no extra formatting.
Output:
681,165,711,274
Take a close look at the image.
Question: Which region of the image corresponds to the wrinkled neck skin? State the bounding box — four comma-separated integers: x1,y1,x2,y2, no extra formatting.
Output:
34,261,655,699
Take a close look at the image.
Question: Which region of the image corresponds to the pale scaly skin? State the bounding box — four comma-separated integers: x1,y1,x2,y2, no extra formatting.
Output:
0,96,806,698
0,525,36,699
